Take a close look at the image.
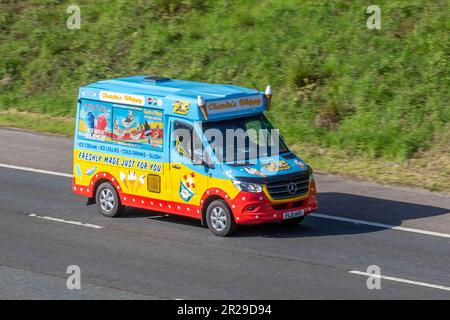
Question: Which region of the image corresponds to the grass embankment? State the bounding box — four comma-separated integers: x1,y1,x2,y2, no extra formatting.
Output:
0,0,448,191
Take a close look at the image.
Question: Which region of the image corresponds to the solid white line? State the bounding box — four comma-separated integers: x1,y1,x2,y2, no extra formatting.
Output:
28,214,104,229
0,163,72,178
2,162,449,239
349,270,450,291
311,213,450,239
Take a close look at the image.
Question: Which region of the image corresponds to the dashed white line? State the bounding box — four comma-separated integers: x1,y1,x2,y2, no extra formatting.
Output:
28,214,104,229
349,270,450,292
2,162,449,240
311,213,450,239
0,163,72,178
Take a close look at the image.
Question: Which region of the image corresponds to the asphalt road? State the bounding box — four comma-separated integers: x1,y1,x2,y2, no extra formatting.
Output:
0,128,449,299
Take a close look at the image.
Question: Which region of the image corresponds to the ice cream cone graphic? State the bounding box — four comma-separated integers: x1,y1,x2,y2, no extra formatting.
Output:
179,172,196,202
120,171,128,191
128,171,137,192
135,174,145,193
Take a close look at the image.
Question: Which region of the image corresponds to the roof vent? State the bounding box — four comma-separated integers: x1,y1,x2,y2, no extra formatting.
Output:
144,76,172,84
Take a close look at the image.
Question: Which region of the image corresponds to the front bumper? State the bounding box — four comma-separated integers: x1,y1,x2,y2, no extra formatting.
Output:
230,180,318,225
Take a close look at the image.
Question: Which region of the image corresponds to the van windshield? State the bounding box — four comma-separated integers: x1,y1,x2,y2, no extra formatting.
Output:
201,114,289,164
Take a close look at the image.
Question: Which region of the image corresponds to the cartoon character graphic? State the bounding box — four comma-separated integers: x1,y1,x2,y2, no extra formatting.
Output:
152,125,163,140
173,101,190,115
262,160,291,172
114,120,125,138
145,124,163,147
179,172,196,202
244,167,266,177
175,136,186,156
113,108,146,142
129,124,144,141
122,110,135,128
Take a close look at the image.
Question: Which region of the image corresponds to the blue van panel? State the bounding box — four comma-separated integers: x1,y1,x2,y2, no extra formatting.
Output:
79,76,267,121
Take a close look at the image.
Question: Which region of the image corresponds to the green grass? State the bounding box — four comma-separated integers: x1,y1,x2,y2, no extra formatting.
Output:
0,110,74,135
0,0,449,189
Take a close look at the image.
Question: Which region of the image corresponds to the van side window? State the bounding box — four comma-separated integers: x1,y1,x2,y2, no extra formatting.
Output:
173,121,193,160
173,121,209,165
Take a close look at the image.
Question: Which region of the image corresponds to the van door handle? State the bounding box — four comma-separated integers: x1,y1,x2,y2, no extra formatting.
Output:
172,164,181,169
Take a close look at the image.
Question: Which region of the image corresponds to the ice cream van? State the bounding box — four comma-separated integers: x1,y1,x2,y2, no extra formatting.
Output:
73,76,318,236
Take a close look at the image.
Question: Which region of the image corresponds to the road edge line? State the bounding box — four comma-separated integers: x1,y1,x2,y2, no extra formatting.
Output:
311,213,450,239
349,270,450,291
0,163,72,178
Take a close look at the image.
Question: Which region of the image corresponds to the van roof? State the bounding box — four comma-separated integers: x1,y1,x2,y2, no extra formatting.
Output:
82,75,260,100
79,76,267,121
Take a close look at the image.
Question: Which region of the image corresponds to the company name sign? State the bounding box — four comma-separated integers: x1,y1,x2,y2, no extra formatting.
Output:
206,95,263,114
100,91,145,106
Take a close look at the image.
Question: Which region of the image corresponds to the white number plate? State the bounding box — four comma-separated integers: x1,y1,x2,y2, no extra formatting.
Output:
283,209,305,220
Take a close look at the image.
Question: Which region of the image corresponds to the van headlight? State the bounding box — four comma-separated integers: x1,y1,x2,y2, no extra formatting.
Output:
308,166,314,181
232,180,262,193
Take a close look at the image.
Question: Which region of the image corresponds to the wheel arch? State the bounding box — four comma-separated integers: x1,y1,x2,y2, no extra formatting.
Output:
201,194,232,226
87,172,121,204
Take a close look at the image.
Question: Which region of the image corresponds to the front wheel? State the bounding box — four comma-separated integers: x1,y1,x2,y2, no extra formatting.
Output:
95,182,125,217
206,200,236,237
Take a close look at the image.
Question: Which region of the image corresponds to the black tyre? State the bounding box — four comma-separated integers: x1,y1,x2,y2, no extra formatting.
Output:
206,200,236,237
280,216,305,226
95,182,125,217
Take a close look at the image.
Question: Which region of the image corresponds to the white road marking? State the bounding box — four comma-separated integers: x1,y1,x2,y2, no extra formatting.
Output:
349,270,450,292
311,213,450,239
2,162,449,239
28,214,104,229
0,163,72,178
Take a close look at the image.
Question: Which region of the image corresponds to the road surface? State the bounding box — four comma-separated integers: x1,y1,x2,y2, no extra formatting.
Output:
0,128,449,299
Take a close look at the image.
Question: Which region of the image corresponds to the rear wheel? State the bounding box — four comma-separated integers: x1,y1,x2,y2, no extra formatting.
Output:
95,182,125,217
206,200,236,237
281,216,305,226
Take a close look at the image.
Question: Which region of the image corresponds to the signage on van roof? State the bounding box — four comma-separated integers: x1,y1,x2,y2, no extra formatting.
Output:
81,77,267,120
206,94,263,115
100,91,145,107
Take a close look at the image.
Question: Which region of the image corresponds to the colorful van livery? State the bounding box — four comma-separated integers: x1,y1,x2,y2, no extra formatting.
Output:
73,76,318,236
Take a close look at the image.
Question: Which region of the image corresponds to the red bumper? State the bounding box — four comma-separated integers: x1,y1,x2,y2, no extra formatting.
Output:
231,181,318,225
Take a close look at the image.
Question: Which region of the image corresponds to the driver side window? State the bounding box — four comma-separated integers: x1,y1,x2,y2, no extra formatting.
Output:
173,121,211,166
173,121,193,161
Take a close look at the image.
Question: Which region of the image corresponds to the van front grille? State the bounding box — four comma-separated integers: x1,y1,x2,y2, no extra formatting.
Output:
266,172,309,200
